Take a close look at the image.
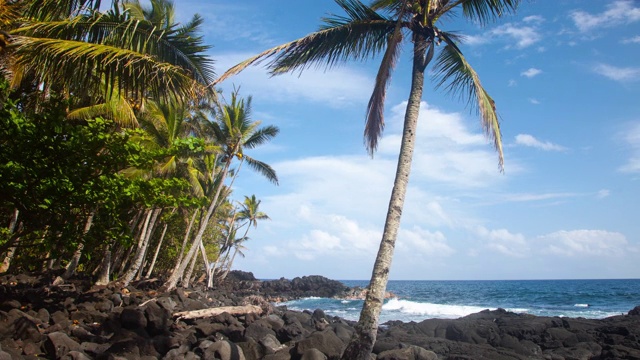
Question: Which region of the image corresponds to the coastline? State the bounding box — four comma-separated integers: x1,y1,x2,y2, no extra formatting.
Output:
1,271,639,359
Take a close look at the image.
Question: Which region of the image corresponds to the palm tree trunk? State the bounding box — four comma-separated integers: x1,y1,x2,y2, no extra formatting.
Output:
122,207,161,286
182,246,199,288
144,222,169,278
0,209,19,273
161,158,234,292
220,247,240,281
95,248,112,286
166,208,198,280
53,209,96,285
341,33,429,360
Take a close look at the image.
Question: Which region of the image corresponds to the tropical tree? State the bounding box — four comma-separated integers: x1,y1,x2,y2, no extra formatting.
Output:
161,91,279,291
216,0,518,358
218,194,269,280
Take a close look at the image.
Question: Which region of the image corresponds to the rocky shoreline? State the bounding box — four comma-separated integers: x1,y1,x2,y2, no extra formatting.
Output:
1,271,639,360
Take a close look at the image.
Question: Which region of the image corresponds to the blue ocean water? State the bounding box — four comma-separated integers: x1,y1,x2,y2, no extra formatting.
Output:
278,279,640,323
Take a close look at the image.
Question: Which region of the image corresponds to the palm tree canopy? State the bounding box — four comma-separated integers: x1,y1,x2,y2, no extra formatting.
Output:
8,0,215,104
217,0,519,168
209,92,280,185
237,194,270,228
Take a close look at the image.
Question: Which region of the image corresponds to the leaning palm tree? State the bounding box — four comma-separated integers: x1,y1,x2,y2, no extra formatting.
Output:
218,194,269,281
161,91,279,292
216,1,518,358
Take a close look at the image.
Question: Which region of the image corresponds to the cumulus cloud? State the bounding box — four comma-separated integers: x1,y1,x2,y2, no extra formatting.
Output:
528,98,541,105
538,230,630,257
398,227,455,257
593,63,640,82
596,189,611,199
515,134,566,151
379,102,510,188
476,227,528,257
490,23,542,48
618,122,640,173
521,68,542,78
570,0,640,33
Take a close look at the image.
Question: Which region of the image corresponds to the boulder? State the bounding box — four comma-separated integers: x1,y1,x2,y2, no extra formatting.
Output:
377,345,438,360
294,330,345,360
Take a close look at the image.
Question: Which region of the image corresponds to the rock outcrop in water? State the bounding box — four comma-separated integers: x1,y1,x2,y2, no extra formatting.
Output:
1,271,639,359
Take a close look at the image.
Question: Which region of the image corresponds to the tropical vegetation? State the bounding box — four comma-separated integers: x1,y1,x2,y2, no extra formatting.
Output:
0,0,278,289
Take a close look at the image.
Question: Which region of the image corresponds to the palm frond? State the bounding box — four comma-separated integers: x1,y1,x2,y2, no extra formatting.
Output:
23,0,101,21
364,4,405,156
214,0,394,85
432,37,503,170
444,0,520,25
243,155,278,185
242,125,279,150
10,36,199,102
67,85,139,127
14,16,215,87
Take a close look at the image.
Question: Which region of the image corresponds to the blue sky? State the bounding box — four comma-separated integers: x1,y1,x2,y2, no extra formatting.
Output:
177,0,640,280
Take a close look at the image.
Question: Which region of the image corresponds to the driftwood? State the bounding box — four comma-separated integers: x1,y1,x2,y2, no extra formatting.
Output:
173,305,262,320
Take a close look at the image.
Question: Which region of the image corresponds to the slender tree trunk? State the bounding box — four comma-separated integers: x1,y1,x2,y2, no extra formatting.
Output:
95,248,112,286
0,209,19,273
122,207,161,286
166,209,198,280
211,214,238,278
182,247,199,288
144,222,168,278
220,247,240,281
161,158,234,292
53,210,96,285
341,34,429,360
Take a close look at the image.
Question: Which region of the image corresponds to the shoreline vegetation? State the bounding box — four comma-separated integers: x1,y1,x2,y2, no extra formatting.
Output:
1,270,639,359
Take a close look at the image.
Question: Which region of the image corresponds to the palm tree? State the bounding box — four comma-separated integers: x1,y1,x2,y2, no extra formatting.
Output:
161,91,279,292
218,194,269,281
216,1,518,358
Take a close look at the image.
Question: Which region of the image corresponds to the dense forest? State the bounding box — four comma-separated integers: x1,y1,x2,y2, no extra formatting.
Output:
0,0,278,291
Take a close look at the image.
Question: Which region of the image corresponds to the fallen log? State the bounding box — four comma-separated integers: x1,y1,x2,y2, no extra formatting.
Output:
173,305,262,320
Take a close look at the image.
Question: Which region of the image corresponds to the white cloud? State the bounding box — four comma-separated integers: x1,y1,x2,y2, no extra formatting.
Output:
622,35,640,44
515,134,566,151
379,102,509,188
596,189,611,199
476,226,528,257
398,227,455,257
502,192,578,203
523,15,545,24
528,98,540,105
490,23,542,48
521,68,542,78
593,63,640,82
215,53,373,107
618,122,640,173
539,230,630,257
571,1,640,32
508,79,517,87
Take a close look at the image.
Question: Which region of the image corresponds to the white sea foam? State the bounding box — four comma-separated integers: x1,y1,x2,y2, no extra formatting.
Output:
574,303,590,307
381,298,491,319
341,300,351,304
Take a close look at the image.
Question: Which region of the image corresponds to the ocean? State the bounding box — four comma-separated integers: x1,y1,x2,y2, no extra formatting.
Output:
277,279,640,324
